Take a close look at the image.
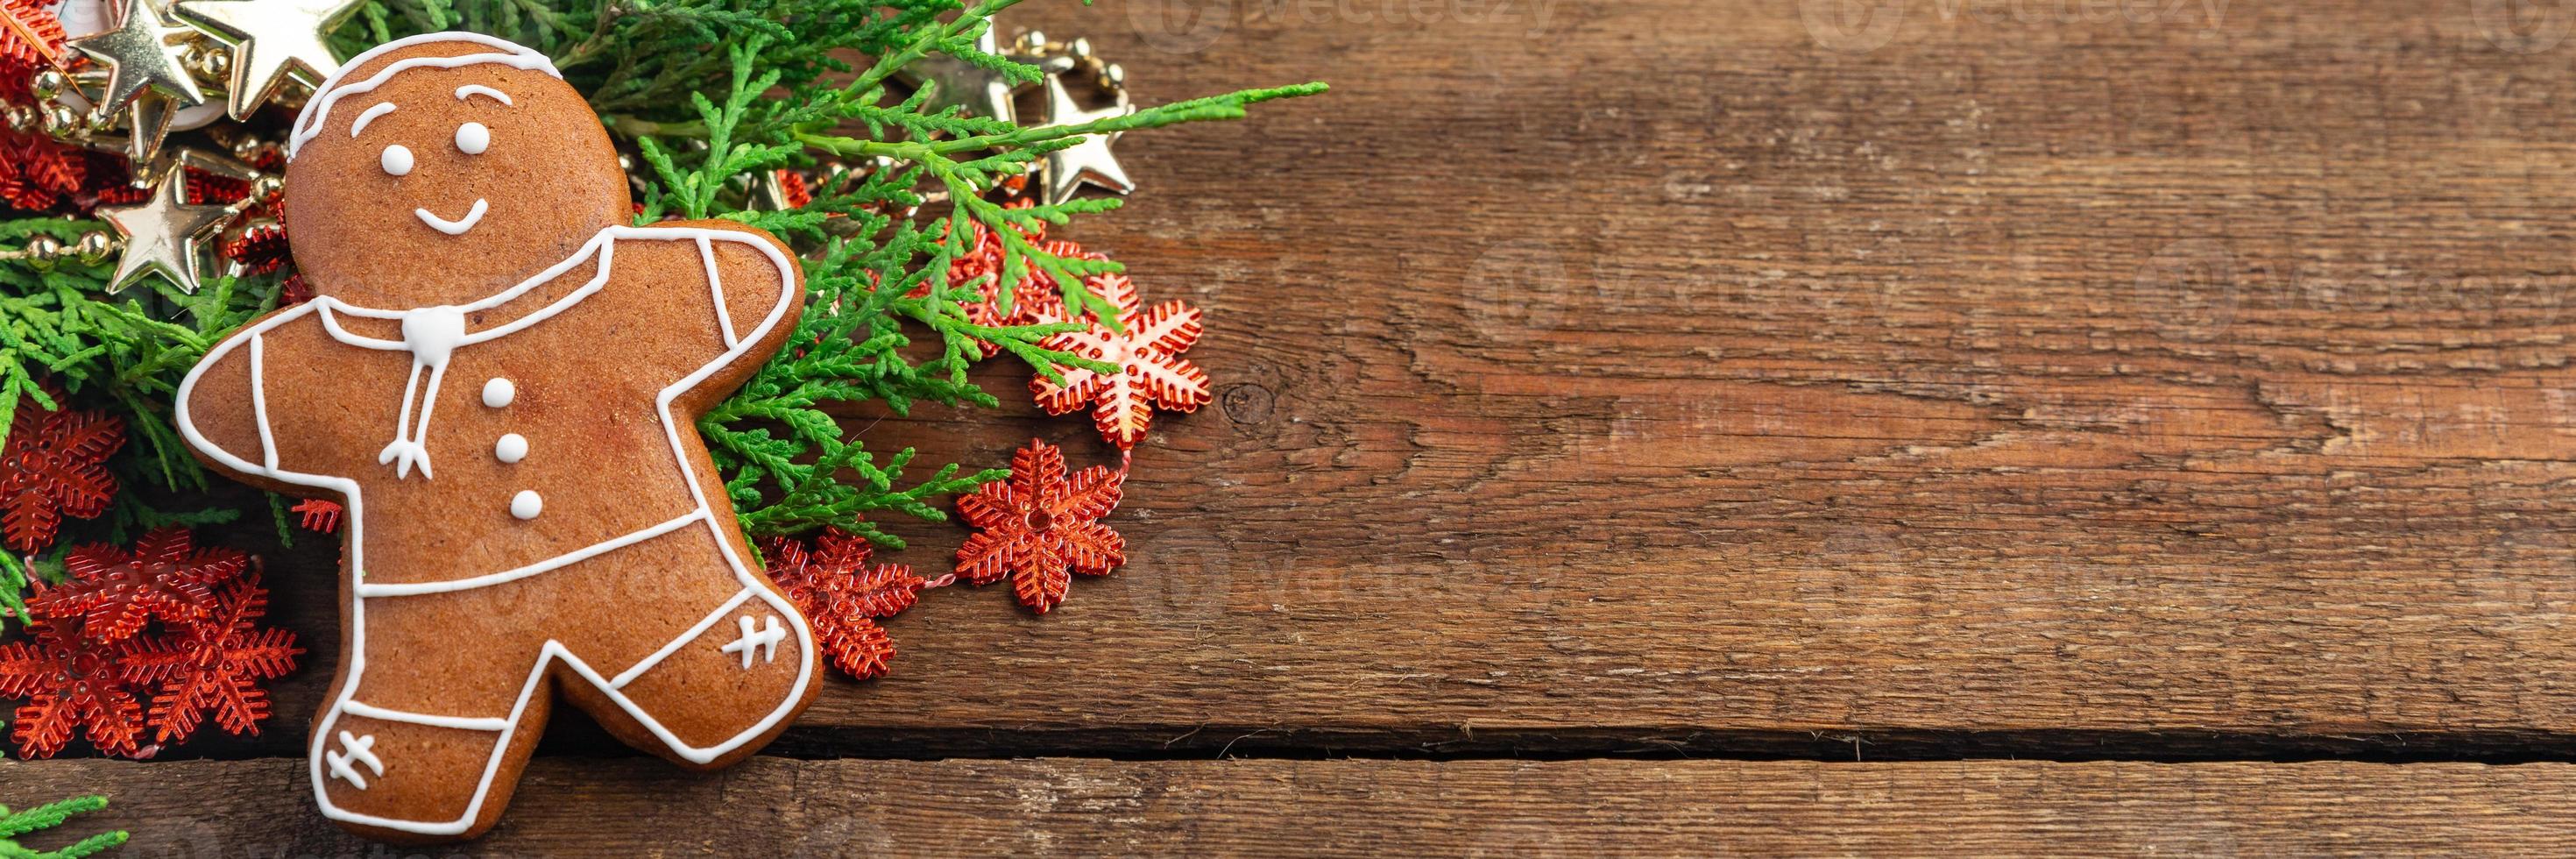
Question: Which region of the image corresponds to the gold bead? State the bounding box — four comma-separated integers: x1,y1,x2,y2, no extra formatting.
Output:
1069,38,1093,59
249,175,283,199
73,231,113,266
3,104,32,133
23,235,63,268
1103,64,1126,89
1019,30,1048,53
27,69,65,100
195,46,230,78
37,104,79,139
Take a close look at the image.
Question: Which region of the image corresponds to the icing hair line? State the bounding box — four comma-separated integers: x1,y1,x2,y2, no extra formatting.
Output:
290,32,562,159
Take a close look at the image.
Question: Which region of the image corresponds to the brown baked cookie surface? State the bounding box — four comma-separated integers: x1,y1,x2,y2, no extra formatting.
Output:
174,32,817,843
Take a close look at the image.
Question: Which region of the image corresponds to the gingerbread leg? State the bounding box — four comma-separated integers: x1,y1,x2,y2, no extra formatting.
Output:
309,669,553,839
568,584,816,765
313,588,562,840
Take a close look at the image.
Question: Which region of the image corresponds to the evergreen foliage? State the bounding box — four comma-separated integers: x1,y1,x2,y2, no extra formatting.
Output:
0,795,126,859
0,0,1321,564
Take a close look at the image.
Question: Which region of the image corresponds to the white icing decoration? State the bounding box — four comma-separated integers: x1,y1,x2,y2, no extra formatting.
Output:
718,615,786,668
325,731,384,789
415,199,489,235
174,209,809,837
699,236,738,349
341,700,508,731
249,334,276,471
482,377,514,408
379,144,413,176
455,84,512,105
350,102,397,137
289,32,562,160
372,307,465,480
456,121,490,155
509,489,541,520
495,433,527,463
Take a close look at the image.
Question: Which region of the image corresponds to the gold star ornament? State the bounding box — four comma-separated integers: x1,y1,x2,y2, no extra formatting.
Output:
98,164,233,294
175,0,362,120
1032,70,1136,206
67,0,207,114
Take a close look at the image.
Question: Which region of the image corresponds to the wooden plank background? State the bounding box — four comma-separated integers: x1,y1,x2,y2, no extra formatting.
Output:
15,758,2576,856
16,0,2576,852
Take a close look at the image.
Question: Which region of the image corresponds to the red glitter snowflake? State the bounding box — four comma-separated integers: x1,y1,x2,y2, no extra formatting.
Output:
955,438,1127,614
28,529,249,643
223,222,292,274
773,169,812,209
1030,273,1211,449
0,388,124,552
0,0,66,70
123,571,301,743
280,273,314,304
763,530,939,679
291,499,342,533
931,203,1083,350
0,616,154,758
182,171,250,207
74,153,151,211
0,130,88,211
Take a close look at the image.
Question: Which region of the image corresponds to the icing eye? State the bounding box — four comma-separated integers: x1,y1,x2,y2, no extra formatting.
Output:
380,144,414,176
455,122,489,155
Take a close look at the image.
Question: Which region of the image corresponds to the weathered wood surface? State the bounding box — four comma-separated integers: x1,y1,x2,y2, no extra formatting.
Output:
19,0,2576,848
88,0,2576,761
12,757,2576,856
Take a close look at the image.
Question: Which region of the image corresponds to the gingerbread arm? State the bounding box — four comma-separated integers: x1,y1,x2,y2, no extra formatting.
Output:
175,323,280,479
675,221,803,361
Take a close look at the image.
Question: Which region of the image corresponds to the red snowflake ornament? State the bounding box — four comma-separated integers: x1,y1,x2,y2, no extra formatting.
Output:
955,439,1127,614
0,389,124,552
930,205,1072,354
0,0,66,70
1030,273,1211,449
222,221,292,274
0,130,88,211
0,617,154,758
123,572,301,743
773,169,812,209
28,529,249,643
763,530,936,679
291,499,342,532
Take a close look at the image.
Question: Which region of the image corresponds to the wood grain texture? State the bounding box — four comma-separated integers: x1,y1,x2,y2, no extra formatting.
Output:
43,0,2576,769
10,757,2576,856
143,0,2576,760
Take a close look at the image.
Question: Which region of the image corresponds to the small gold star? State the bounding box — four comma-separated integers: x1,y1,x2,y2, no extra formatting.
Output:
98,164,233,295
175,0,363,120
1031,71,1136,206
68,0,207,114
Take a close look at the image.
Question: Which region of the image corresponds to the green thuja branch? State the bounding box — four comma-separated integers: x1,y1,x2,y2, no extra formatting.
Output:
0,795,129,859
0,0,1316,581
596,0,1319,543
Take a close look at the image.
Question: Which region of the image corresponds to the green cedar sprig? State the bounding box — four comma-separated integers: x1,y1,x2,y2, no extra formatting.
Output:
0,795,128,859
0,0,1317,599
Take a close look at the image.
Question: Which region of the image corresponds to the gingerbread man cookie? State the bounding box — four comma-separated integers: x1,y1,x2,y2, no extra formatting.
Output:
175,32,817,841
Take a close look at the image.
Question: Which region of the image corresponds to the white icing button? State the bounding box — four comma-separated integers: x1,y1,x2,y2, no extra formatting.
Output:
481,377,514,408
380,144,413,176
510,490,542,520
494,433,527,464
455,121,489,155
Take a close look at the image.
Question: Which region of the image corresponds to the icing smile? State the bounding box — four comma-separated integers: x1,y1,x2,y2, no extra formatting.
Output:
415,199,489,235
